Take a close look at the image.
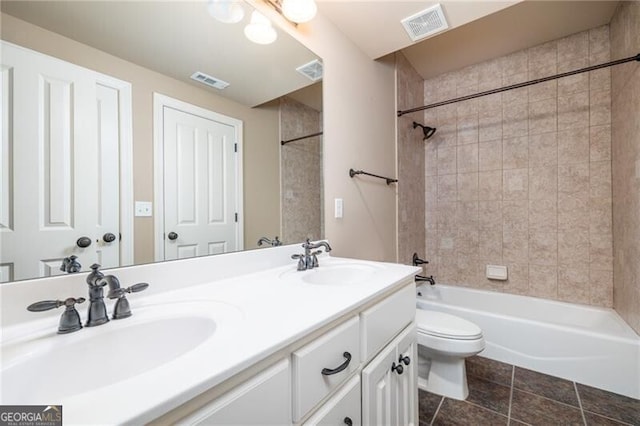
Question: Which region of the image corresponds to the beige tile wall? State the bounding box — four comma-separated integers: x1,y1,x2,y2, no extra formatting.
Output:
280,97,323,245
396,52,426,265
423,26,614,307
610,2,640,333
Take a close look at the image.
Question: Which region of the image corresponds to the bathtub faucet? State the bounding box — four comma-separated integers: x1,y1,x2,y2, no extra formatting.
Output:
412,253,429,266
415,274,436,285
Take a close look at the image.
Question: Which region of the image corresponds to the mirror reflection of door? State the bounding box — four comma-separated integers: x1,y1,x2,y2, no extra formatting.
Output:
154,94,242,261
0,42,132,282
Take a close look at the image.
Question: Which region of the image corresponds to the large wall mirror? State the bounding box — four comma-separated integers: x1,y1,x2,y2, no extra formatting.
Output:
0,0,323,282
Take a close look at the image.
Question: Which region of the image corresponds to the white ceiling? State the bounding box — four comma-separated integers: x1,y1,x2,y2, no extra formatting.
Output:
1,1,321,107
318,0,620,79
2,1,621,107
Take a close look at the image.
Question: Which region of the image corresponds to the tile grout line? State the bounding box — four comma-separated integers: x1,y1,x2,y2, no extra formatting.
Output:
429,395,445,426
507,365,515,424
574,381,588,426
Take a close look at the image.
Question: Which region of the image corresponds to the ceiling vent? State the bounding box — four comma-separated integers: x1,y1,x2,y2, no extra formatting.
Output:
296,59,323,82
401,4,449,42
190,71,230,90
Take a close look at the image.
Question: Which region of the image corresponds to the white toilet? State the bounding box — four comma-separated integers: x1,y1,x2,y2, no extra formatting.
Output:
415,309,485,400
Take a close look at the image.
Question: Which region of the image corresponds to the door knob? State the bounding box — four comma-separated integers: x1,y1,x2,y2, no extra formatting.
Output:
76,237,92,248
399,355,411,366
102,233,117,243
167,232,178,241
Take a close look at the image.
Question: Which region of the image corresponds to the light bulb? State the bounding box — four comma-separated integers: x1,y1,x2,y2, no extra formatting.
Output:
281,0,317,23
244,11,278,45
207,0,245,24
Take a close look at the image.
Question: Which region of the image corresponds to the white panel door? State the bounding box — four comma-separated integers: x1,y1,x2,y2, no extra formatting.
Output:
162,105,239,260
0,42,124,281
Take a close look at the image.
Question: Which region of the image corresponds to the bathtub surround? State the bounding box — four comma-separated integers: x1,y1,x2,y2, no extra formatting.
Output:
421,25,614,307
396,52,426,265
279,96,323,244
610,1,640,335
419,356,640,426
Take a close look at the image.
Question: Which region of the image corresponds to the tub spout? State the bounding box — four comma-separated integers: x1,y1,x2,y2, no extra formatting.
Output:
415,274,435,285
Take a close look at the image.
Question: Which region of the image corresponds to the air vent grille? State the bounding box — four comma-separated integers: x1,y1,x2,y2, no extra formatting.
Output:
296,59,323,82
190,71,230,90
401,4,449,42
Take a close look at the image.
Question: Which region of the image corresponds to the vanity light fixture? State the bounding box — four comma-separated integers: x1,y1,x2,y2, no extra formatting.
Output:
244,10,278,45
263,0,318,25
207,0,245,24
281,0,317,23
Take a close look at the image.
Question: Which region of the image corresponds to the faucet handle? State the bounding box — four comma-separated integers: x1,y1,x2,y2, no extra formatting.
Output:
291,254,306,271
110,283,149,320
27,297,86,334
27,297,86,312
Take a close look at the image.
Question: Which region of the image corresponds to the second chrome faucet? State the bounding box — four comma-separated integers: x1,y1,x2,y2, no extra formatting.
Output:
292,239,332,271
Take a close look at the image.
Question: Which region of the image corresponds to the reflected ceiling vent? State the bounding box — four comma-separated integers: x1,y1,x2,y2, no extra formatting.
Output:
401,4,449,42
296,59,323,82
190,71,230,90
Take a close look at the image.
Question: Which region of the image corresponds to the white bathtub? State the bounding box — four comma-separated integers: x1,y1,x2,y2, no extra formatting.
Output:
416,283,640,399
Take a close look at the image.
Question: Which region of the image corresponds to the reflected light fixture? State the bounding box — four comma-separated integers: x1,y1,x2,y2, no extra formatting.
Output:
207,0,245,24
280,0,317,23
244,10,278,45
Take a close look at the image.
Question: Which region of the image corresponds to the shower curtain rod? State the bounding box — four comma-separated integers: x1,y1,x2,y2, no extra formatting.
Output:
397,53,640,117
281,131,323,145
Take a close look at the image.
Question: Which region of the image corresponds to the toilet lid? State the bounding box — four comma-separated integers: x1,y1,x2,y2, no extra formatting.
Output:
415,310,482,340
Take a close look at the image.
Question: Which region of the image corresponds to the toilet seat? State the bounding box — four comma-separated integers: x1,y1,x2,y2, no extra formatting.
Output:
416,310,482,340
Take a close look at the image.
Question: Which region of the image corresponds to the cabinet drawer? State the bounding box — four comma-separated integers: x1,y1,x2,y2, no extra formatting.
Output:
178,359,291,425
292,316,360,422
303,375,361,426
360,283,415,362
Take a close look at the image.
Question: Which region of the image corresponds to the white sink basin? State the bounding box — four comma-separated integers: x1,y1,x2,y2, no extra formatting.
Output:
280,261,381,286
1,300,241,403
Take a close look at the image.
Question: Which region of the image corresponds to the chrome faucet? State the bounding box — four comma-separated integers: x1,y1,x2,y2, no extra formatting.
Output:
257,236,282,247
86,264,109,327
291,239,332,270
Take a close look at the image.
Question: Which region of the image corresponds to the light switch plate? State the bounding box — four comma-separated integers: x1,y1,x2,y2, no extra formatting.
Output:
135,201,153,217
334,198,343,218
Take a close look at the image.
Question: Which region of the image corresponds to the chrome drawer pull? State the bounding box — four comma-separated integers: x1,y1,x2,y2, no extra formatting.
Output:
321,352,352,376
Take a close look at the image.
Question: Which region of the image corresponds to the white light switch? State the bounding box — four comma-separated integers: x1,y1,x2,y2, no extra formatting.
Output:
334,198,343,218
135,201,153,217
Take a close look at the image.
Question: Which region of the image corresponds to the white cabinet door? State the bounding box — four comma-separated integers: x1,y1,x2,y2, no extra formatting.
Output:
395,325,418,426
177,359,291,425
303,375,361,426
362,341,396,426
362,323,418,426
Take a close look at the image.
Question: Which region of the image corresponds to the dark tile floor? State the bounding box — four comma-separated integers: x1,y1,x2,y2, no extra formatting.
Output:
419,356,640,426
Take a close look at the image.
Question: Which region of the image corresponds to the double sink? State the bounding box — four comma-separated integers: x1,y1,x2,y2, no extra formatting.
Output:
0,258,382,407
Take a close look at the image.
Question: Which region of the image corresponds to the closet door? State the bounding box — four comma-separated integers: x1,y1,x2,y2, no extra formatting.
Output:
0,42,126,281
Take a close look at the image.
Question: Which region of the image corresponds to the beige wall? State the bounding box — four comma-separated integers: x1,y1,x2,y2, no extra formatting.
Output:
280,97,323,244
251,3,398,262
1,13,281,264
610,1,640,333
396,52,426,266
422,26,614,307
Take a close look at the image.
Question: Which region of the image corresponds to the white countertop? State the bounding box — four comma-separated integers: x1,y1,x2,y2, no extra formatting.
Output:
0,251,419,425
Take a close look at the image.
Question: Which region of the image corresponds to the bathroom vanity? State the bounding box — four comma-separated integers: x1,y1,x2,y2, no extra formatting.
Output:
0,244,420,425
